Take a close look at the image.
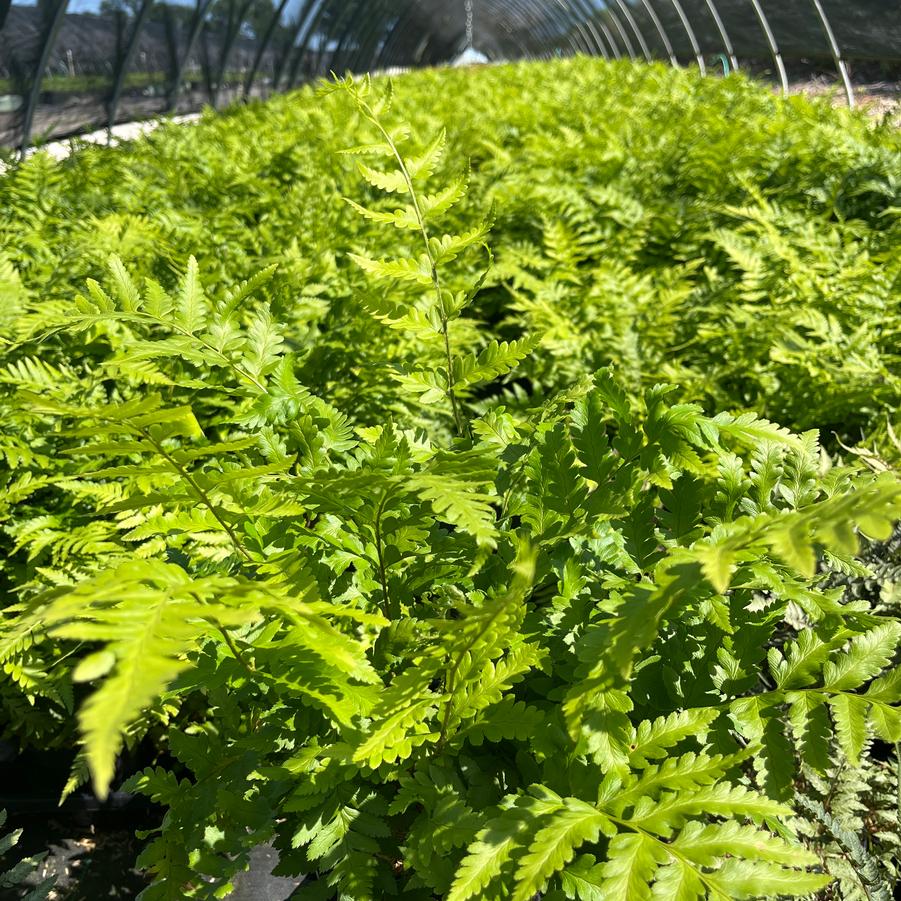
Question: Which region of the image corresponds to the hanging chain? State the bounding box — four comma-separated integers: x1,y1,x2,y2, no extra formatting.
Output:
465,0,474,49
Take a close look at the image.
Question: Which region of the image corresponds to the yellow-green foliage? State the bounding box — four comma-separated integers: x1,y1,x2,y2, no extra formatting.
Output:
0,60,900,900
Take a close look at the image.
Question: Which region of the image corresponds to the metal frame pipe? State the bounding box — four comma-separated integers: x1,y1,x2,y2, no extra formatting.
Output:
327,0,376,73
598,19,623,60
577,3,611,61
702,0,738,71
167,0,216,111
375,2,424,70
488,0,583,59
475,0,545,60
810,0,854,107
567,2,610,59
19,0,70,157
324,0,368,75
210,0,257,107
542,0,590,57
579,11,612,61
604,6,637,59
273,0,323,88
567,0,608,57
285,0,331,85
107,0,155,135
2,0,883,147
747,0,788,94
487,0,570,60
346,0,396,72
312,0,350,76
375,3,422,70
668,0,706,73
382,0,558,67
638,0,678,65
243,0,293,98
347,0,391,72
342,0,401,72
490,0,558,59
612,0,653,62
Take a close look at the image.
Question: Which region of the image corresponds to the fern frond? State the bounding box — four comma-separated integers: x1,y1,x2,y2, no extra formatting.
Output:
512,799,612,901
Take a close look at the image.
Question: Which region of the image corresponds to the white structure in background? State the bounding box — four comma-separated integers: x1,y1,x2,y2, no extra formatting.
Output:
453,46,489,66
452,0,489,66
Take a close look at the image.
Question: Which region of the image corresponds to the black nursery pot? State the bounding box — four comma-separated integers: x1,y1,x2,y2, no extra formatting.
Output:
1,742,156,900
1,744,303,901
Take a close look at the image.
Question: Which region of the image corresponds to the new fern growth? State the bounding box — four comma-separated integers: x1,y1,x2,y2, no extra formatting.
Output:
338,75,537,438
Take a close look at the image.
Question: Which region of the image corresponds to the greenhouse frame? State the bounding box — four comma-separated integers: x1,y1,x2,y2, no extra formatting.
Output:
2,0,900,152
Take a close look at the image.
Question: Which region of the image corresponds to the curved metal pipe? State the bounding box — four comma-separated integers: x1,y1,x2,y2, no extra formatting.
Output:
243,0,292,98
598,19,623,60
167,0,215,110
346,0,395,72
328,0,378,74
376,2,424,69
668,0,706,74
344,0,406,72
702,0,738,71
311,0,350,76
107,0,155,136
638,0,678,65
496,0,583,59
326,0,369,74
210,0,257,107
578,3,611,61
612,0,653,62
286,0,331,85
540,0,591,57
810,0,854,107
747,0,788,94
592,22,618,61
376,1,426,69
565,0,604,57
477,0,547,60
604,6,637,59
483,0,544,59
19,0,69,157
395,0,554,66
496,0,563,59
571,0,611,57
271,2,313,89
356,4,400,71
377,0,588,71
387,0,457,69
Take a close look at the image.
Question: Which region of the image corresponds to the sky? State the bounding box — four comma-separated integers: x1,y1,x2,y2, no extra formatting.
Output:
14,0,198,9
14,0,315,10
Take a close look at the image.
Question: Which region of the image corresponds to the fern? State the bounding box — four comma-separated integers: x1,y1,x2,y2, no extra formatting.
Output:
339,76,532,438
1,59,900,901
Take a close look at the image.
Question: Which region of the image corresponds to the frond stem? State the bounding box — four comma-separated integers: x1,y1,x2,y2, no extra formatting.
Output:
373,490,397,619
436,591,514,752
51,312,268,393
602,812,727,899
362,103,467,438
136,426,255,567
218,625,256,678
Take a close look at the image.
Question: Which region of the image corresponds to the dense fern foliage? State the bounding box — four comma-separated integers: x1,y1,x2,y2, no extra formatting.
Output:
1,60,900,899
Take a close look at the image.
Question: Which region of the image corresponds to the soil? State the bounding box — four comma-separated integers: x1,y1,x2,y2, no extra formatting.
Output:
790,77,901,118
3,810,303,900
